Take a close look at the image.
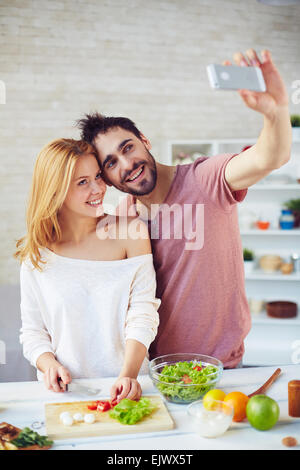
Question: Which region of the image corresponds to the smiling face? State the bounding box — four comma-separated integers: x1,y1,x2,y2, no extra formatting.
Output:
61,153,106,218
93,127,157,196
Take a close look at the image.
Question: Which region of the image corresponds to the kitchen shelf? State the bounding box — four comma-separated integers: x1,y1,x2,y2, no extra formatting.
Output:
166,137,300,367
166,138,256,165
241,229,300,235
245,270,300,281
248,184,300,190
166,137,300,166
251,310,299,325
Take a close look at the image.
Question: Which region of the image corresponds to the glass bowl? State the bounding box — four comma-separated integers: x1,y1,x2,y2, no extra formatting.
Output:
187,399,233,438
148,353,223,404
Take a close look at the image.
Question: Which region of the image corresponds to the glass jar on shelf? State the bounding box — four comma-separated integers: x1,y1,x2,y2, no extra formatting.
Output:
291,253,300,273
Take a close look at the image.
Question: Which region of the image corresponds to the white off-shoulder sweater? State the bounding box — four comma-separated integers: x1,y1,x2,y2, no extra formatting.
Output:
19,250,160,381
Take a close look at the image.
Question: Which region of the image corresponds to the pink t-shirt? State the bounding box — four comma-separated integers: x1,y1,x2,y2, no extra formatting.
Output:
117,153,251,368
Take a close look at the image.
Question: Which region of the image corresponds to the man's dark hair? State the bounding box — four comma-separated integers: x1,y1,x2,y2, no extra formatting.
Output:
76,112,142,145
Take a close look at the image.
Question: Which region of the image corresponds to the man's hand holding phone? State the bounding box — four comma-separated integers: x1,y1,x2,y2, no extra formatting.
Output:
208,48,289,120
213,48,291,192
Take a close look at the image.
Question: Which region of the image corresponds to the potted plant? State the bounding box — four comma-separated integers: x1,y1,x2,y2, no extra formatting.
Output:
243,248,255,275
283,198,300,228
290,114,300,140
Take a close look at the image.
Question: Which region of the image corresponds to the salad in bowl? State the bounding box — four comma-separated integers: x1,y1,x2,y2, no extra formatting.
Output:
149,353,223,404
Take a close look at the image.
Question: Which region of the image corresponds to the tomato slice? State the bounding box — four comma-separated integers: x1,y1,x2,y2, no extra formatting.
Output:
87,402,99,410
182,374,192,384
97,401,112,412
87,399,118,412
193,365,202,371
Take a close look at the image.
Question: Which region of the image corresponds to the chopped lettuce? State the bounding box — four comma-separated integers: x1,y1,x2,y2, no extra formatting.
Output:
156,361,220,403
109,397,157,425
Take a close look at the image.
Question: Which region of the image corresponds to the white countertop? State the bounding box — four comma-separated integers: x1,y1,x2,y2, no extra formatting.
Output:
0,365,299,450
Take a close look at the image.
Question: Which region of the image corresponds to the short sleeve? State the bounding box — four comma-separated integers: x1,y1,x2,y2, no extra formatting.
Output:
125,256,160,350
193,153,248,212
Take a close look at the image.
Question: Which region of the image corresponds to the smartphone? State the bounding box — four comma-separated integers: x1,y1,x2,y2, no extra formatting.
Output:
207,64,266,92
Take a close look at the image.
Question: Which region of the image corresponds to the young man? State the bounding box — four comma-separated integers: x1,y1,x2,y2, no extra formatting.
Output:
78,49,291,368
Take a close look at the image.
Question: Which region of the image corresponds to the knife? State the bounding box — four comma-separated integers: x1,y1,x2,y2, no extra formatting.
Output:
58,379,101,396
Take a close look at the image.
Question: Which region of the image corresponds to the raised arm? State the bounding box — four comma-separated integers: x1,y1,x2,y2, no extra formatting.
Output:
223,49,292,191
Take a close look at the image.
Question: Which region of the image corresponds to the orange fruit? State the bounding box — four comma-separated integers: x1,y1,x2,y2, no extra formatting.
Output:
224,391,249,422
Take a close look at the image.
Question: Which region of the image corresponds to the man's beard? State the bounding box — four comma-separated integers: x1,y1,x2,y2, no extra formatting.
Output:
128,161,157,196
107,150,157,197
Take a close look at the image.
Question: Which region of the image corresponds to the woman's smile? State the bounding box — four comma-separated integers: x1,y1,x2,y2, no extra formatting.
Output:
86,197,103,207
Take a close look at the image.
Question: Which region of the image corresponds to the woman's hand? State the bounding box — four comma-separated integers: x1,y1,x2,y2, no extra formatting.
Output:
37,352,71,392
43,363,72,393
110,376,142,403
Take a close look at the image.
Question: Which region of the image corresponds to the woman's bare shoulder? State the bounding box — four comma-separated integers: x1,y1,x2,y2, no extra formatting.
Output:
116,215,151,257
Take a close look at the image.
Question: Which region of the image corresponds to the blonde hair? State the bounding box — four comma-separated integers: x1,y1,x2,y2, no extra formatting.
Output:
15,138,98,271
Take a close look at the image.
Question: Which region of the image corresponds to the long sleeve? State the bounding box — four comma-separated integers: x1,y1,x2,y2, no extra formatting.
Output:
125,257,160,350
19,262,54,368
18,252,160,379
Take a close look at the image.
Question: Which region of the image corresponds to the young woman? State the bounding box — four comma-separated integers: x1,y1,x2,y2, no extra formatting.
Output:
15,138,160,402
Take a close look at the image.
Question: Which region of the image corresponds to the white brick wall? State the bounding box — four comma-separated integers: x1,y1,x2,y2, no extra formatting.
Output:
1,0,300,283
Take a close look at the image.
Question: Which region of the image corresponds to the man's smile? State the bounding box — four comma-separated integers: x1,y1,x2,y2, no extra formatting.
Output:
125,164,145,183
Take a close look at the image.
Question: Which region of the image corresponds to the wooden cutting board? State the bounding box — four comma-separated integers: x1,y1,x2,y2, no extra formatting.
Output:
45,395,174,440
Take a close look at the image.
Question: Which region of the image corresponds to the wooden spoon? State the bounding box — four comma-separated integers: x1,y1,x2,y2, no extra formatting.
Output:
248,368,282,398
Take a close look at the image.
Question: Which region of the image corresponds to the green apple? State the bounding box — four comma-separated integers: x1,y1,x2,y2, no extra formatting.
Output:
246,394,280,431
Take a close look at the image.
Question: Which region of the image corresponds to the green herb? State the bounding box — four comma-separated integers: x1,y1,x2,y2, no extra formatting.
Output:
290,115,300,127
283,198,300,212
10,427,53,448
109,397,157,425
243,248,254,261
156,361,220,403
